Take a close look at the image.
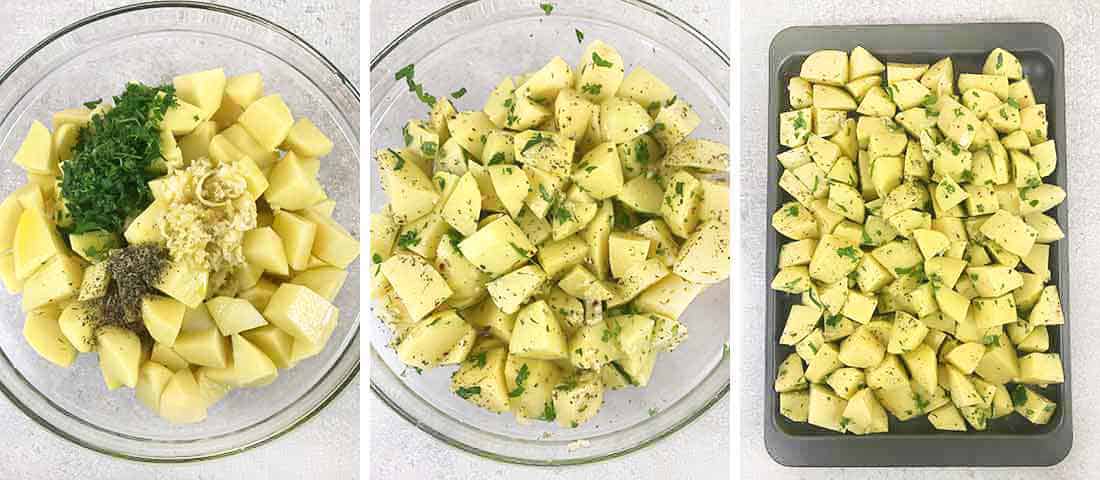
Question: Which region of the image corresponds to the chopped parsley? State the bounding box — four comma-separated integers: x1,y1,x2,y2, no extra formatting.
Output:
785,204,799,217
396,229,421,249
455,386,482,399
635,139,650,165
575,29,584,43
470,351,487,368
540,3,554,15
835,246,860,262
388,148,405,170
394,63,436,107
602,318,622,342
421,141,437,157
508,364,530,397
488,152,506,165
521,133,552,155
591,51,613,68
538,401,557,421
1011,385,1028,407
509,241,532,258
1006,97,1020,110
450,87,467,99
372,253,382,264
581,83,602,95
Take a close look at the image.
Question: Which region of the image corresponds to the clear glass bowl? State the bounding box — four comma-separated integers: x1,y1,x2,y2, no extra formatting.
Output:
0,2,360,462
369,0,729,465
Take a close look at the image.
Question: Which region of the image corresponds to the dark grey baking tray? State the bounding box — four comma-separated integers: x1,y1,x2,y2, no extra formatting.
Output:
764,23,1071,467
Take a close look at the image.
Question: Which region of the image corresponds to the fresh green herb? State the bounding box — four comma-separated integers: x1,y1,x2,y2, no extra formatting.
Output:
82,99,102,109
922,94,938,108
437,177,446,190
450,87,467,99
538,184,554,203
635,139,650,165
397,229,421,249
488,152,506,165
675,182,685,196
521,133,551,155
648,101,661,110
602,318,622,342
456,386,482,399
786,204,799,217
824,314,841,328
394,63,436,107
914,393,930,412
584,165,597,173
550,202,574,224
508,364,530,397
470,351,487,368
538,401,557,421
388,148,405,170
1006,97,1020,110
555,377,578,391
591,51,613,68
836,246,860,262
839,416,852,430
421,141,437,156
949,142,961,156
372,253,383,264
540,3,554,15
982,334,1001,347
648,408,659,417
666,95,678,107
792,111,806,131
447,231,462,250
996,52,1004,70
402,124,413,146
959,169,974,183
581,83,602,95
509,241,531,258
60,83,177,235
575,29,584,43
1011,385,1028,406
861,229,873,246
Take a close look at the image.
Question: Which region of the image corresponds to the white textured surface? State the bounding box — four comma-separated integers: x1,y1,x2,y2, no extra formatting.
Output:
0,1,359,478
368,1,730,479
741,1,1098,478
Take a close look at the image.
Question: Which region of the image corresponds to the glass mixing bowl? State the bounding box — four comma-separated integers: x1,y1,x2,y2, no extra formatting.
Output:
0,2,360,462
369,0,729,465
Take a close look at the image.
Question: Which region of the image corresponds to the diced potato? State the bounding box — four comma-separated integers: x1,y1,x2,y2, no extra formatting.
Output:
241,325,295,369
243,227,289,277
508,300,568,360
13,120,57,175
21,255,82,312
205,296,268,336
262,283,338,345
159,368,207,424
237,94,294,151
173,68,226,121
172,328,231,368
135,361,175,414
154,259,209,308
142,296,187,346
265,151,327,211
23,306,76,367
283,117,334,158
97,326,142,388
13,208,67,280
397,310,475,369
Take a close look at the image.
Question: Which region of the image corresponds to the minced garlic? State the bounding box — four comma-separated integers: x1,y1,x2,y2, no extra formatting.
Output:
157,156,256,294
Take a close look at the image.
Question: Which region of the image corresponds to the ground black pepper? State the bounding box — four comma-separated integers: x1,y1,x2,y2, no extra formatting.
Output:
98,244,169,329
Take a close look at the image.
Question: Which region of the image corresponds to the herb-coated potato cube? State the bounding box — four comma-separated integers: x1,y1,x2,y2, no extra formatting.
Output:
600,97,653,144
576,40,625,103
780,109,813,148
397,310,476,370
771,266,811,294
808,384,848,433
780,390,811,422
1013,386,1056,424
487,265,546,314
1017,352,1064,385
509,300,569,360
572,142,623,200
652,98,700,148
554,88,594,141
801,50,849,86
673,220,730,284
1028,285,1064,326
451,346,511,413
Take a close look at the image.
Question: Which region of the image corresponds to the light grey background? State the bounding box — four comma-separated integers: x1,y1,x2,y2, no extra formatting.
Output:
368,1,730,479
0,1,359,479
740,1,1098,478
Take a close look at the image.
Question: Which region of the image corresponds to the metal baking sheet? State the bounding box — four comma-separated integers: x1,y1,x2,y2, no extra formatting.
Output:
764,22,1072,467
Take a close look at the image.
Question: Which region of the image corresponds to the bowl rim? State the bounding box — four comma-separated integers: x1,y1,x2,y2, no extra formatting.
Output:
369,0,730,466
0,0,360,463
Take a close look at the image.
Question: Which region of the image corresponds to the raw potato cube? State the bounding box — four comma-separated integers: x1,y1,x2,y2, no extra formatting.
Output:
238,94,294,151
243,227,290,277
601,96,653,144
299,209,360,269
97,326,142,388
780,305,821,346
142,296,186,346
508,300,568,360
801,50,849,86
608,232,650,279
23,307,76,367
173,328,230,368
159,368,207,424
1018,352,1064,385
1029,285,1064,326
780,109,812,148
242,325,295,369
283,117,334,158
1013,386,1057,425
291,267,348,302
135,361,175,414
154,259,210,309
458,216,536,278
21,255,83,313
513,130,574,178
173,68,226,121
673,220,730,284
661,171,702,238
572,143,623,200
150,343,190,372
262,283,339,346
13,120,56,175
123,200,168,245
808,384,848,432
440,173,481,236
451,347,511,413
205,334,278,387
206,296,268,336
576,40,626,103
775,353,807,393
780,390,810,422
13,208,67,280
161,98,204,135
809,234,862,285
487,265,546,314
652,98,700,148
272,211,317,271
983,48,1023,79
265,151,327,211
